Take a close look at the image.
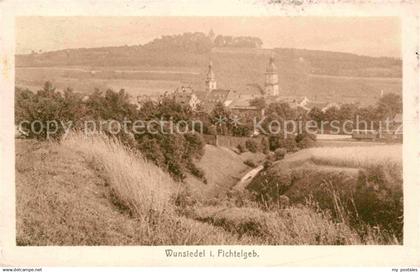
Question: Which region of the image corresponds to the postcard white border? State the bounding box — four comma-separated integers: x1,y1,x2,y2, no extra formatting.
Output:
0,0,419,267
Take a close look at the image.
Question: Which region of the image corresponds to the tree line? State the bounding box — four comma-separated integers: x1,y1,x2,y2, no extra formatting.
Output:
15,82,402,180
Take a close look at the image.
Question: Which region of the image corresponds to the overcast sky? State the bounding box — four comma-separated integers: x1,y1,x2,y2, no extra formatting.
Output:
16,16,401,58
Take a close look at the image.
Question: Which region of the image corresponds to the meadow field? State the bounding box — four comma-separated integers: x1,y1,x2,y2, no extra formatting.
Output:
16,45,402,105
15,66,199,97
309,144,402,169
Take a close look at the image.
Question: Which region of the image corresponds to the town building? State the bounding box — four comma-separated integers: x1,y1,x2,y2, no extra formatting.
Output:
264,55,279,96
205,61,217,92
171,54,339,116
172,86,201,111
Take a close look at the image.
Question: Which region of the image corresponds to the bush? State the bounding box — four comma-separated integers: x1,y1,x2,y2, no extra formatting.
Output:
354,164,403,240
245,139,258,153
268,135,297,152
15,84,85,140
16,82,206,181
274,148,287,160
296,133,316,149
260,137,269,154
263,160,273,170
247,164,293,203
133,100,205,181
189,163,206,182
244,159,256,168
184,133,205,159
237,144,245,153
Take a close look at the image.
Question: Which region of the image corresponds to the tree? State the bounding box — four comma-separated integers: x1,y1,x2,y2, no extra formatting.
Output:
85,88,137,121
245,139,258,153
266,102,296,120
337,103,357,121
376,93,402,119
210,102,231,135
355,106,377,130
135,96,206,181
15,83,85,139
308,107,324,127
323,106,339,122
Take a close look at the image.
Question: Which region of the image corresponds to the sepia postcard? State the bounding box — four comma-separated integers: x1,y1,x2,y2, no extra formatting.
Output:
0,0,419,268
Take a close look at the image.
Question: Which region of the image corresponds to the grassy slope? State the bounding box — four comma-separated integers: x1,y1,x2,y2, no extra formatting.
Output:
16,140,144,245
17,135,379,245
15,139,252,245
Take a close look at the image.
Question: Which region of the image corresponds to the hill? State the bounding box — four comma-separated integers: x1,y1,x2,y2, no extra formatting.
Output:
15,137,247,245
15,32,402,105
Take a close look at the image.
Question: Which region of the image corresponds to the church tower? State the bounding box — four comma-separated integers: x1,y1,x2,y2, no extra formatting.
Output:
264,55,279,96
205,61,217,92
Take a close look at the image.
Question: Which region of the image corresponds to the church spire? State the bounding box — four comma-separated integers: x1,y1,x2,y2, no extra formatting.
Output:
266,54,278,73
205,60,217,92
207,61,215,80
264,54,279,96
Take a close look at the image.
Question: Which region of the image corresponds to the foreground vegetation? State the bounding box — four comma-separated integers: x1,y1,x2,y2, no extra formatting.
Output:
247,144,403,243
16,134,402,245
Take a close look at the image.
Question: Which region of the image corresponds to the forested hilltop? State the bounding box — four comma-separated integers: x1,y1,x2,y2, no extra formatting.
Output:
16,31,401,78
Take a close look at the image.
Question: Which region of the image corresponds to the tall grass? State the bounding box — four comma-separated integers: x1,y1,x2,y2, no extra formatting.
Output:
192,204,364,245
17,133,402,245
62,132,176,217
54,133,402,244
59,132,252,245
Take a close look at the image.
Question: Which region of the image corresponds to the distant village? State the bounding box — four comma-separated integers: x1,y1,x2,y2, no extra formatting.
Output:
136,56,340,121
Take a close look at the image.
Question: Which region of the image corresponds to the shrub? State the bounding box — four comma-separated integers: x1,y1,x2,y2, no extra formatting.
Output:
260,137,269,154
85,88,138,121
16,83,206,181
296,133,316,149
263,160,273,170
268,135,297,152
189,163,206,181
244,159,256,168
15,84,85,140
184,132,205,159
237,144,245,153
265,152,276,161
282,136,298,152
354,164,403,240
247,164,293,203
274,148,287,160
245,139,258,153
136,132,205,181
